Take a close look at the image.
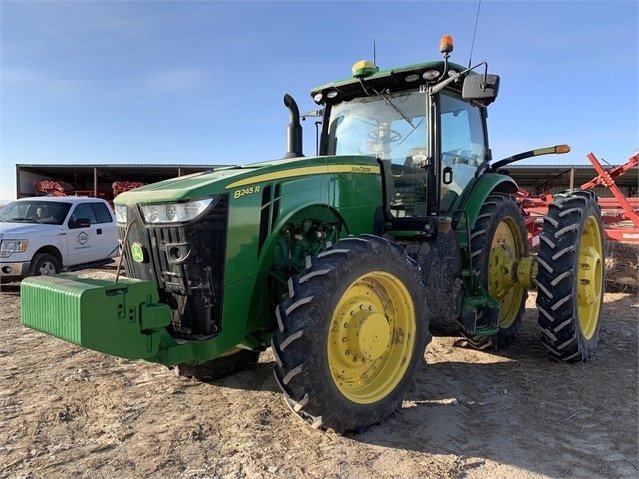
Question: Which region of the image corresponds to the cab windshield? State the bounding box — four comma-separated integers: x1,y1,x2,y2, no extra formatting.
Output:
327,90,426,165
326,89,487,216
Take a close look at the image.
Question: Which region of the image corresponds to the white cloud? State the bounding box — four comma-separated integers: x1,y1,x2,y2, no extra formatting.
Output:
144,68,210,93
2,67,40,85
2,66,86,95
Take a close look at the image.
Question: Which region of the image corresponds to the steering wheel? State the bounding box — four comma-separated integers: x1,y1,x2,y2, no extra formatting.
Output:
368,129,402,143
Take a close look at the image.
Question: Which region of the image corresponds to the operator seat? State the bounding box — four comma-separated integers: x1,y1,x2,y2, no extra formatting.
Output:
390,147,429,216
405,147,429,169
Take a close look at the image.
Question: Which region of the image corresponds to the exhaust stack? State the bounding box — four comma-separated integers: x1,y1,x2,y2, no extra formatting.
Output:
283,94,304,159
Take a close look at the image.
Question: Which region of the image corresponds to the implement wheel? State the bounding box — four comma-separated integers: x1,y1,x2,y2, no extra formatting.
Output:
177,348,260,380
463,193,528,349
272,235,430,433
536,190,605,362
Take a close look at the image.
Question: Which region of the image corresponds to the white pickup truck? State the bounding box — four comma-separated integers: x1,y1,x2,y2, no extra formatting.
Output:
0,196,119,281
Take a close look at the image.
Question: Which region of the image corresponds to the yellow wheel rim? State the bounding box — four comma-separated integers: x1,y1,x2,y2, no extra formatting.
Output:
487,217,526,328
327,271,416,404
577,215,604,339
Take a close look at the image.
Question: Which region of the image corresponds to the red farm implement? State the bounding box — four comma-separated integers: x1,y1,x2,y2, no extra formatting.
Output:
112,181,145,198
33,180,114,201
517,151,639,246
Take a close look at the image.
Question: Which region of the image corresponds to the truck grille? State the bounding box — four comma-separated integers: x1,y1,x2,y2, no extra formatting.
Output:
118,195,228,339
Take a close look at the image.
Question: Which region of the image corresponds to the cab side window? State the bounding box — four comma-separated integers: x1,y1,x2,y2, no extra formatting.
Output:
440,93,486,166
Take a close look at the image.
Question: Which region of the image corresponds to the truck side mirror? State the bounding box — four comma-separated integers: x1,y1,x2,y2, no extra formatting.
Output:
69,218,91,229
462,74,500,104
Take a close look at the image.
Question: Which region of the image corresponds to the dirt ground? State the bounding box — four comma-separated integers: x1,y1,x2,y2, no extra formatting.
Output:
1,247,637,479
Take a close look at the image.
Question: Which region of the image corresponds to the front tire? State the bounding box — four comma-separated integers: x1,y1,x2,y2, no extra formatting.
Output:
536,190,605,362
29,253,61,277
272,235,430,433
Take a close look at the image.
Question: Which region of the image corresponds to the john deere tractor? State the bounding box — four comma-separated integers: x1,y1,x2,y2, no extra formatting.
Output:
21,35,605,433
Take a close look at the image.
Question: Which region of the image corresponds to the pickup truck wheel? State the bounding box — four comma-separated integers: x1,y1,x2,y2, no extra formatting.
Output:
272,235,430,433
29,253,61,277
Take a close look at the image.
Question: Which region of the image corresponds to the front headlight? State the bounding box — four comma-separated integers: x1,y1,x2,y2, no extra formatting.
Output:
139,197,216,224
0,239,29,258
114,204,128,224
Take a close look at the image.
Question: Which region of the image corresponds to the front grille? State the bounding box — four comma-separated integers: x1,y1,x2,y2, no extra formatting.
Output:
119,195,228,339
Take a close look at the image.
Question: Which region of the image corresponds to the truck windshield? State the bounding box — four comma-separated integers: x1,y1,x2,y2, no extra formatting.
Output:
0,200,72,225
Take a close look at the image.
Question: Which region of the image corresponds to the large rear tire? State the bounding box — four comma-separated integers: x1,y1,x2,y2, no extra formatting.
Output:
536,190,605,362
462,193,528,349
272,235,430,433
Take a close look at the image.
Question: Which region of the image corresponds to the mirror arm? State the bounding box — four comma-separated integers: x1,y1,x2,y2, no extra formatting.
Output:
430,61,487,95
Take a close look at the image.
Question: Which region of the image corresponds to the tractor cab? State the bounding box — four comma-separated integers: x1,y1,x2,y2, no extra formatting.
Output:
311,35,499,235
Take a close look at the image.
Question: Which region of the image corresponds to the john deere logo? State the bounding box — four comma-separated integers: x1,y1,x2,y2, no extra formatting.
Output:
131,243,146,263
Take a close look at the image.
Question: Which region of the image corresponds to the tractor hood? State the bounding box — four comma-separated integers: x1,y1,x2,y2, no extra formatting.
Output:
114,155,380,205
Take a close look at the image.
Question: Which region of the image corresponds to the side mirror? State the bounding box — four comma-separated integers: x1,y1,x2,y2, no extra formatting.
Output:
69,218,91,229
462,74,500,104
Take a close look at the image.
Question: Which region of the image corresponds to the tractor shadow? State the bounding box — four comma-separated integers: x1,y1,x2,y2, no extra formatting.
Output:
348,295,638,477
195,361,281,394
349,358,553,475
0,282,21,297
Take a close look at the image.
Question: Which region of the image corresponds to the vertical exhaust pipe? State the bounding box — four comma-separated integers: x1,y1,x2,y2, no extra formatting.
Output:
283,94,304,159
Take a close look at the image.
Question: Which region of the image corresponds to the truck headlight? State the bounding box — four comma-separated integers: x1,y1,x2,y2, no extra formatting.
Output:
114,204,128,224
0,239,29,257
139,197,216,224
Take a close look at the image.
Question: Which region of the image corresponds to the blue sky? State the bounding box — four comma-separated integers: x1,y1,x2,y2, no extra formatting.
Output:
1,0,637,200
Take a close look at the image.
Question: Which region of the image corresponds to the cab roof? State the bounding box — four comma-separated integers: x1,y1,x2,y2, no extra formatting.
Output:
310,60,468,104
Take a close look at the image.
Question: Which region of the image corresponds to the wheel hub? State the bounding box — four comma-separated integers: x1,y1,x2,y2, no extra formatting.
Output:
488,243,517,298
486,217,527,330
327,270,417,404
346,309,391,362
40,262,56,275
578,246,602,308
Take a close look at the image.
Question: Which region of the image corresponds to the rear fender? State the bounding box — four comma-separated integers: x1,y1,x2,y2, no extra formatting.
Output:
460,173,518,231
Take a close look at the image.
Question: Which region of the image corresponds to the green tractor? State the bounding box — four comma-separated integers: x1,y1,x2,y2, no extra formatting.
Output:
21,35,605,433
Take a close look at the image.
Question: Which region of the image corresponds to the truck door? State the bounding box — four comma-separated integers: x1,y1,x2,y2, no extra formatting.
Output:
66,202,118,265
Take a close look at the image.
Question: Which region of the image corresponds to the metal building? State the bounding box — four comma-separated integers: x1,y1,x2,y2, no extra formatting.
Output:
14,162,638,200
